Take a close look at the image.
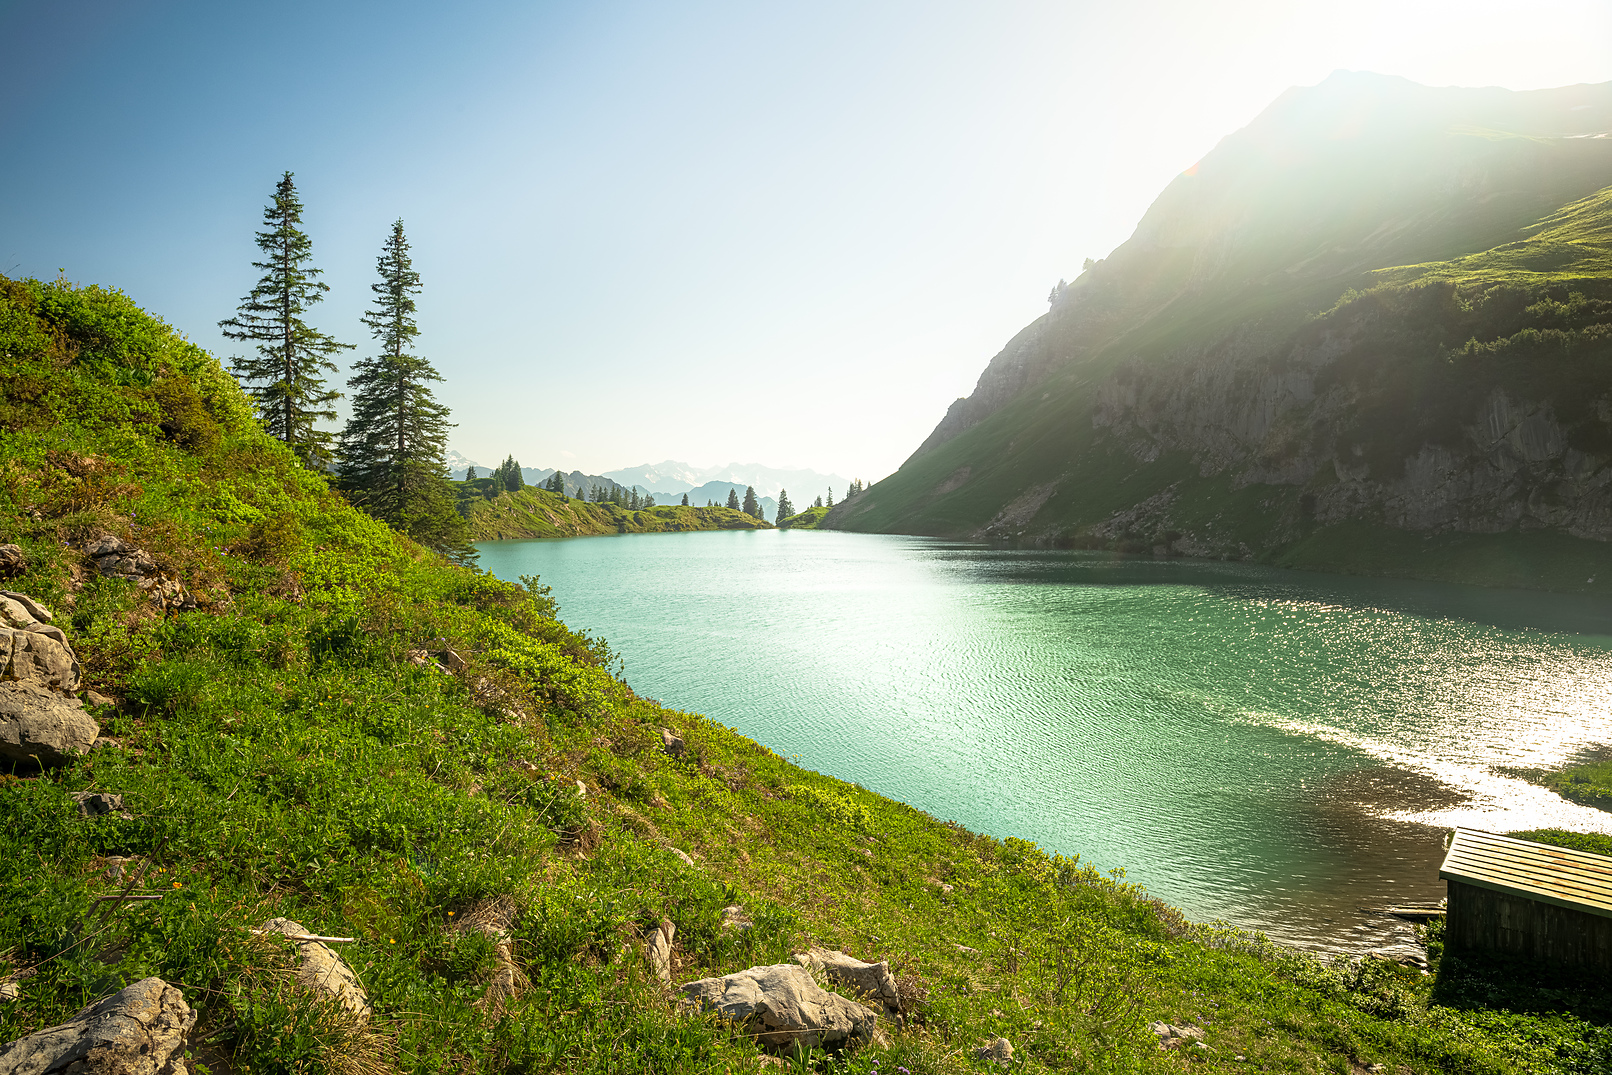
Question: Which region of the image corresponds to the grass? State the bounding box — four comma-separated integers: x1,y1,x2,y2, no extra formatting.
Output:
1503,761,1612,815
464,487,771,540
778,506,831,529
3,274,1611,1073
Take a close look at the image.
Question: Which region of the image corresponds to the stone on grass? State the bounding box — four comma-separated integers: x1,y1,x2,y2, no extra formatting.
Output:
0,546,24,579
1150,1021,1205,1048
660,728,685,757
71,792,133,820
0,976,195,1075
0,593,53,624
720,905,753,932
975,1037,1014,1065
453,895,527,1010
680,963,879,1053
1366,943,1428,969
1,593,81,693
646,918,675,983
672,847,694,867
794,947,900,1018
0,683,99,766
259,918,370,1022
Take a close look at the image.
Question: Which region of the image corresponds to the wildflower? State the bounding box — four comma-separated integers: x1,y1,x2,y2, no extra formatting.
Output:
172,881,182,889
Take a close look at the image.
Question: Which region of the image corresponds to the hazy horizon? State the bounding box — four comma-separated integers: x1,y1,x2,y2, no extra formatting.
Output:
4,0,1610,479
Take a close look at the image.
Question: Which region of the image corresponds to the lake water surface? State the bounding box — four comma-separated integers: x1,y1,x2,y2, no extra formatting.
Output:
475,529,1612,951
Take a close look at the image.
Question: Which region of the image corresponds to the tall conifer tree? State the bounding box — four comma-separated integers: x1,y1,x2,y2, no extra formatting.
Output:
774,489,793,525
742,485,760,518
726,488,741,510
221,172,351,466
336,220,471,562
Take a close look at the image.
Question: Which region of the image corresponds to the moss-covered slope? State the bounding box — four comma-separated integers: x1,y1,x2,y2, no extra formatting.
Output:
1,275,1606,1073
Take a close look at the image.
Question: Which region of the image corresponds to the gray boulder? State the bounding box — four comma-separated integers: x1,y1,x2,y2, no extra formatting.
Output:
259,918,370,1022
680,963,879,1053
0,594,80,693
794,947,900,1018
0,546,24,579
0,976,196,1074
660,728,685,757
0,683,99,766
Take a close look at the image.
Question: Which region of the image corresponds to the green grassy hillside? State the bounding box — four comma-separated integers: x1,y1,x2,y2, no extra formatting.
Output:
465,487,769,541
778,506,831,529
831,77,1612,592
2,275,1608,1073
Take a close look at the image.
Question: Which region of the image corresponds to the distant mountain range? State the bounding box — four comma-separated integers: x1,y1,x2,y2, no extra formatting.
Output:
447,453,844,518
603,460,850,503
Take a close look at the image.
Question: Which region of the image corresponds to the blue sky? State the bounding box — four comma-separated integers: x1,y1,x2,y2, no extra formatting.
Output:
4,0,1610,478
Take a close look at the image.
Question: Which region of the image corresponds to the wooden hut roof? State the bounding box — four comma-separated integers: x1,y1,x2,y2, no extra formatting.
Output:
1439,828,1612,919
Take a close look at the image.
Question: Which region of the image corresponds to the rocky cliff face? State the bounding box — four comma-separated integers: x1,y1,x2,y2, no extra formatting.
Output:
841,74,1612,573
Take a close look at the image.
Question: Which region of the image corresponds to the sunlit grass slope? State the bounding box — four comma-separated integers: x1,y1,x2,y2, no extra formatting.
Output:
1,275,1607,1073
465,488,769,541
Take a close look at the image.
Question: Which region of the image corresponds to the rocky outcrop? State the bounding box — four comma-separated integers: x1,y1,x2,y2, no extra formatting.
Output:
0,976,196,1074
1,593,79,693
81,536,194,612
0,593,97,766
0,683,98,766
259,918,370,1022
793,947,900,1019
679,964,881,1053
0,546,24,580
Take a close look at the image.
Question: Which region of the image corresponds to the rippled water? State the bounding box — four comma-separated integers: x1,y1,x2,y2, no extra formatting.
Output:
475,529,1612,950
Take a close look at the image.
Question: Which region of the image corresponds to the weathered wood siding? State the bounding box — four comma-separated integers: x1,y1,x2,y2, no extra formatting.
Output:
1446,879,1612,970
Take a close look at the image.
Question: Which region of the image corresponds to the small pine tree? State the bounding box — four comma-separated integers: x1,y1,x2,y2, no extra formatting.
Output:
813,496,823,508
726,488,741,510
742,485,760,518
336,220,469,562
826,487,834,507
220,172,352,467
681,492,689,506
775,489,794,525
465,465,476,481
495,456,524,491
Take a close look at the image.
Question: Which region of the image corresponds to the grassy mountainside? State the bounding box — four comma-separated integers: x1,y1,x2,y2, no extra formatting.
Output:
778,506,832,529
465,487,769,541
830,75,1612,591
3,276,1610,1072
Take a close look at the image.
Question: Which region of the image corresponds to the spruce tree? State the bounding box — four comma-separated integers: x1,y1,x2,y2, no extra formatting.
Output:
681,493,689,506
337,220,469,562
726,488,741,510
465,465,477,481
495,456,524,491
742,485,760,517
826,487,834,507
221,172,352,467
774,489,794,525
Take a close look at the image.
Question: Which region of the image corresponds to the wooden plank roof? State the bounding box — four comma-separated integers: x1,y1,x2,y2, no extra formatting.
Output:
1439,829,1612,919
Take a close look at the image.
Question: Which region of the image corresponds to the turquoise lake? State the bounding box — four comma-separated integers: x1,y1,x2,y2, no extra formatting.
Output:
475,528,1612,951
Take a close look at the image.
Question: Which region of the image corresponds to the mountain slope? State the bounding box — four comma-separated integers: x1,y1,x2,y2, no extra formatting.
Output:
1,276,1604,1072
829,74,1612,590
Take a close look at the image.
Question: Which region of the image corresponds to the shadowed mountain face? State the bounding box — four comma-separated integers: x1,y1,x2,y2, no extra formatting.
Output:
829,73,1612,590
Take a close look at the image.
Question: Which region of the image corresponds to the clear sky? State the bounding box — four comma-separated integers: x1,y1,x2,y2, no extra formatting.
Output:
3,0,1610,479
